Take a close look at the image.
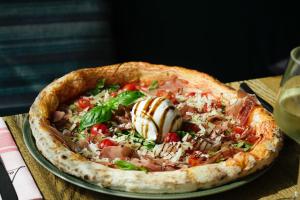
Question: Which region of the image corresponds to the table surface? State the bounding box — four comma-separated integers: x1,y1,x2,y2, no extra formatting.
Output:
3,76,300,200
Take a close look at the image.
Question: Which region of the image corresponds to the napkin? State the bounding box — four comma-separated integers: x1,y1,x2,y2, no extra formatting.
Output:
0,118,42,200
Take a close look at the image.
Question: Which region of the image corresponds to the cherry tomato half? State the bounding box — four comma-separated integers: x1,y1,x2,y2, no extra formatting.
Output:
78,97,93,109
188,153,206,166
91,123,111,137
122,83,138,91
164,132,181,143
186,92,196,97
215,99,223,109
246,135,259,144
110,91,118,97
231,126,246,141
245,129,260,144
98,139,117,149
233,126,245,134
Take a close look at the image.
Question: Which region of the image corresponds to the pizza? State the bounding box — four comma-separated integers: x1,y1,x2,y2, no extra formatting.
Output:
29,62,282,193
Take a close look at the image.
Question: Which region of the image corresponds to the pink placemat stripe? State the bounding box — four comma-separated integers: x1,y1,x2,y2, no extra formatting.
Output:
0,127,8,131
0,146,18,153
0,131,17,148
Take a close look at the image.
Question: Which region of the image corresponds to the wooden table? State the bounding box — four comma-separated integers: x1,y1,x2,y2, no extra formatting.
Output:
3,76,300,200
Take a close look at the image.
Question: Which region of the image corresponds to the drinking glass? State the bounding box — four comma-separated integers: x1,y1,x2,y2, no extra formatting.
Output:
274,47,300,200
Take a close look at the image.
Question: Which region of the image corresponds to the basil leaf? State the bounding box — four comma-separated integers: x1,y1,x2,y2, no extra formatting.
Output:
221,105,226,113
121,130,131,135
216,157,226,163
80,91,143,130
79,105,112,130
115,160,147,172
107,84,120,92
88,80,120,95
233,141,244,148
143,140,155,150
176,130,195,138
224,130,231,135
133,131,143,138
72,132,87,142
242,142,252,151
107,91,144,110
89,79,105,95
148,80,159,91
233,141,253,152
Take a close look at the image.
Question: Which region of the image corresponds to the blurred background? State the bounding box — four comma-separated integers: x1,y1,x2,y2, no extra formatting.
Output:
0,0,299,115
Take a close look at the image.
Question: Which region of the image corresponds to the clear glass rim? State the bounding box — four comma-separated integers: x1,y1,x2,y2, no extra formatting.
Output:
290,47,300,65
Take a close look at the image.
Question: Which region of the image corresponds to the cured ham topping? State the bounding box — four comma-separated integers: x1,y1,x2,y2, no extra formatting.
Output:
100,145,136,160
237,95,258,126
52,78,260,171
226,92,258,126
53,111,65,122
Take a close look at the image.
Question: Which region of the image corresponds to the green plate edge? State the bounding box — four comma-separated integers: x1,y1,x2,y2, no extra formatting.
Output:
23,117,271,199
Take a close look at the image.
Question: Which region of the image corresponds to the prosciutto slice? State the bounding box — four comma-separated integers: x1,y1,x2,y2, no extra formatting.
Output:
157,75,188,93
227,91,259,126
100,145,136,160
53,111,65,122
179,105,198,120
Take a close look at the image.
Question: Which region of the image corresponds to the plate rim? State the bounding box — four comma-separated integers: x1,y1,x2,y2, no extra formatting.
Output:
23,117,271,199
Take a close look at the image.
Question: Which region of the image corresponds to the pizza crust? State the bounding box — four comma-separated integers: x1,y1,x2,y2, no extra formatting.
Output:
29,62,283,193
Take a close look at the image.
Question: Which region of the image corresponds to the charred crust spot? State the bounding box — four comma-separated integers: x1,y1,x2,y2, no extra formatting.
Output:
219,174,227,180
84,175,89,180
61,155,67,159
74,168,78,172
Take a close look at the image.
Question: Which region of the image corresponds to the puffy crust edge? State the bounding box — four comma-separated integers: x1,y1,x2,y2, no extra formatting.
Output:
29,62,283,193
